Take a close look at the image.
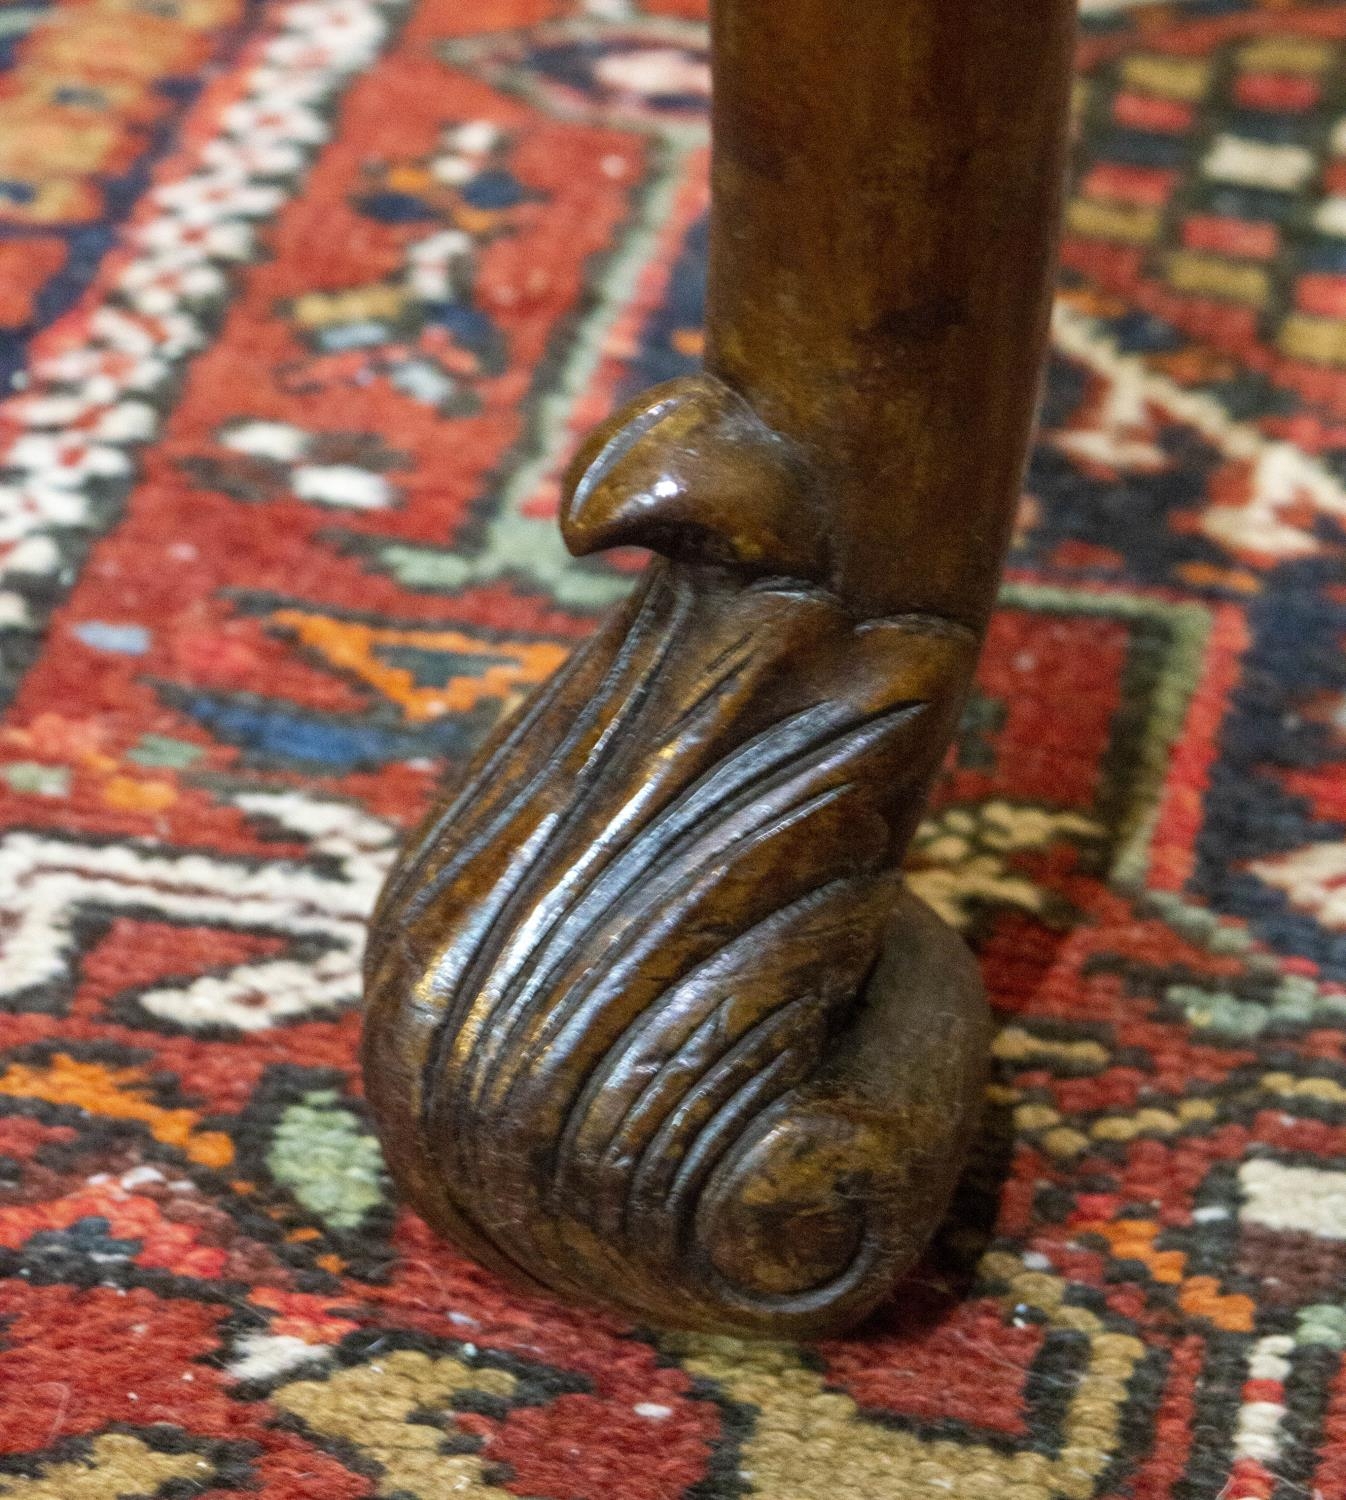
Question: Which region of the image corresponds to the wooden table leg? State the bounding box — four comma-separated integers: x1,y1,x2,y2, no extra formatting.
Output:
362,0,1076,1338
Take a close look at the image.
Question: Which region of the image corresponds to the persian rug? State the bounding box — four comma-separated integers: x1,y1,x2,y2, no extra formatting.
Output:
1,0,1345,1494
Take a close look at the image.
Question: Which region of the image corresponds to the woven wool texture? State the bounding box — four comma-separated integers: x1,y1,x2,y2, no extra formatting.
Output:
1,0,1346,1495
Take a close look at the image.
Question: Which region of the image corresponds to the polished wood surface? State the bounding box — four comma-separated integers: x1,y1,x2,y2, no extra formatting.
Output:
362,0,1076,1338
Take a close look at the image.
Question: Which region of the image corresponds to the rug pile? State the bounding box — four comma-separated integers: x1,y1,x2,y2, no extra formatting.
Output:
1,0,1345,1495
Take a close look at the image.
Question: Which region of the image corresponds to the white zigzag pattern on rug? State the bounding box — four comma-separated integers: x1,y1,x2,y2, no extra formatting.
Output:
0,791,394,1027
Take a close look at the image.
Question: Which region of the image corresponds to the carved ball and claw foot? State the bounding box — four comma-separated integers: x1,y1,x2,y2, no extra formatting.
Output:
362,376,993,1339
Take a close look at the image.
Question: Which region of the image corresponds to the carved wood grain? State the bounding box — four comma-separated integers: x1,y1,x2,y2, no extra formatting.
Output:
363,0,1076,1337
